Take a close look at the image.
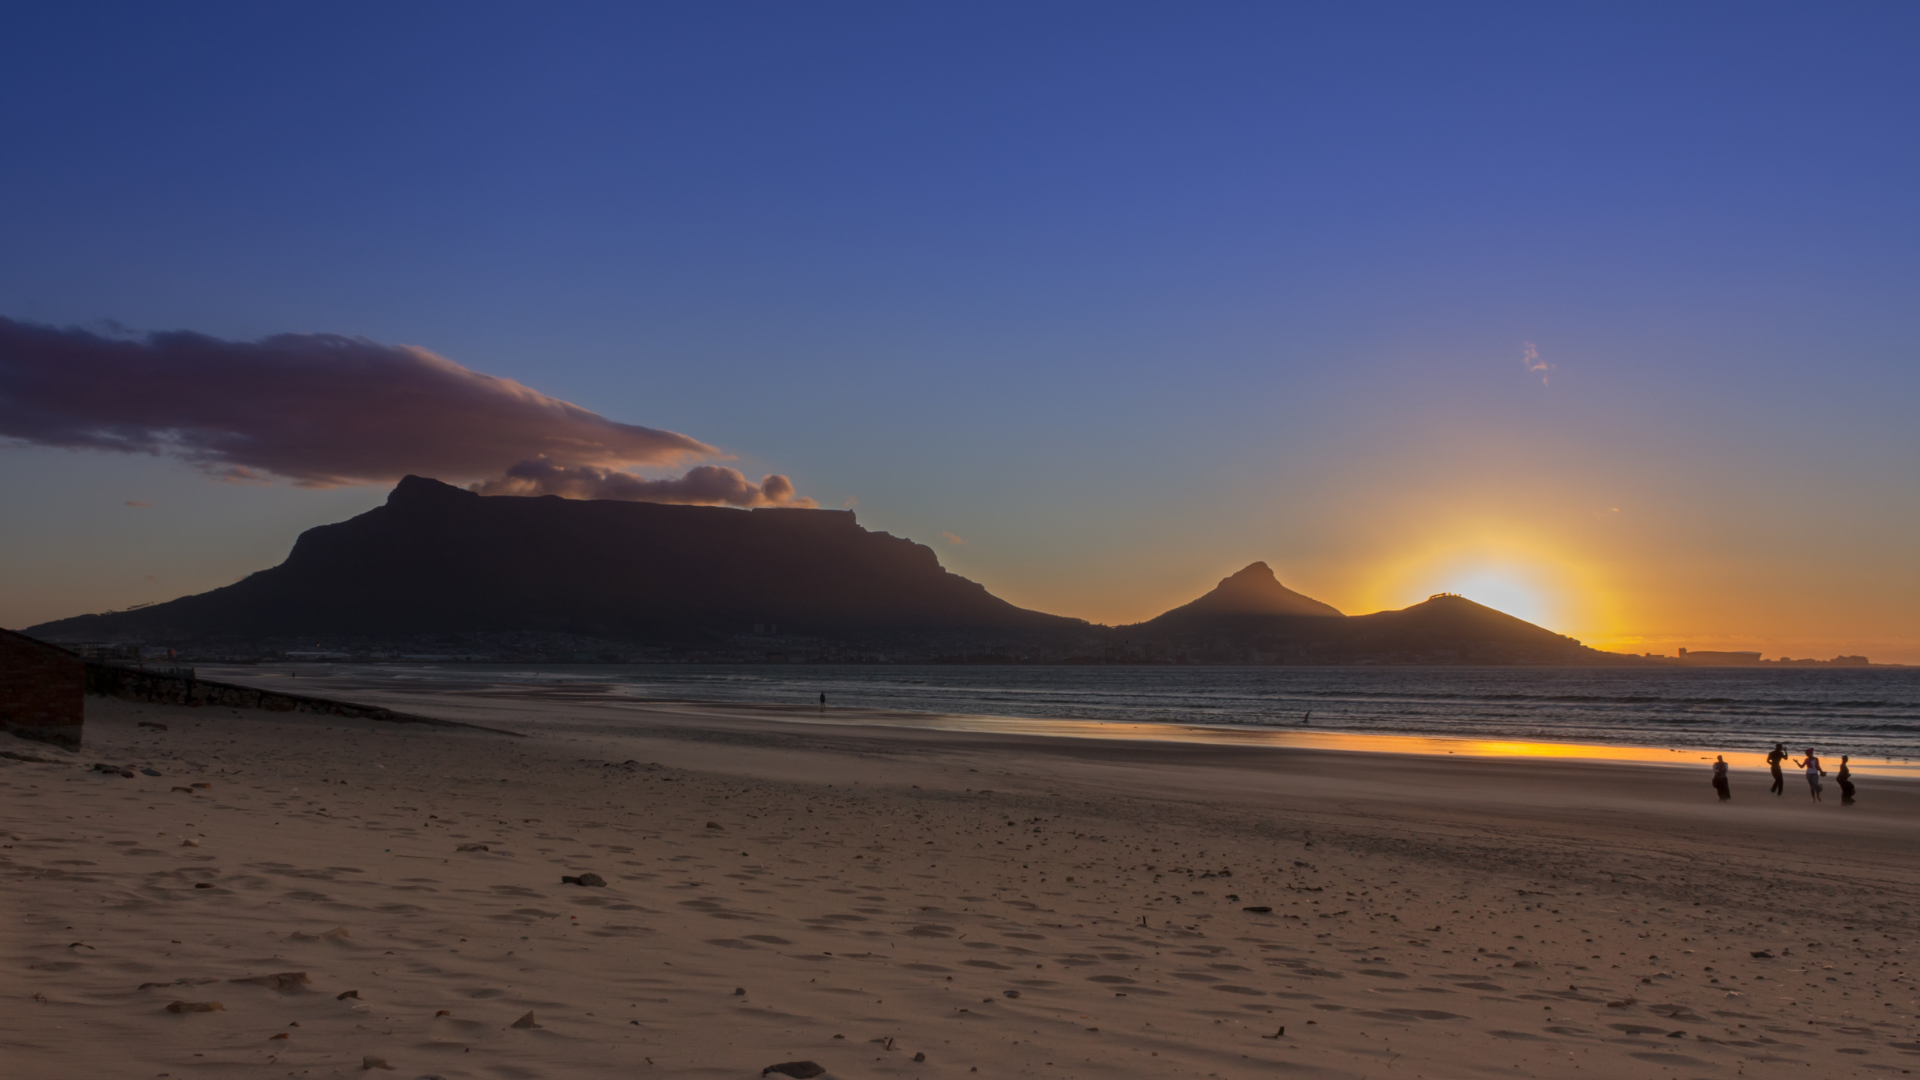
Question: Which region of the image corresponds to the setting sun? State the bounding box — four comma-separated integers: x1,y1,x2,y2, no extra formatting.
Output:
1347,526,1620,643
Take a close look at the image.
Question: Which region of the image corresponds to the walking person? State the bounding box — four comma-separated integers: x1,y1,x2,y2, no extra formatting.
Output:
1711,755,1731,802
1766,743,1790,796
1793,748,1824,802
1837,755,1856,806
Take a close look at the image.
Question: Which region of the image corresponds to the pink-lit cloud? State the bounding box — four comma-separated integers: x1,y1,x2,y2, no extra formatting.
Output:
0,317,813,505
1522,341,1551,386
474,457,814,508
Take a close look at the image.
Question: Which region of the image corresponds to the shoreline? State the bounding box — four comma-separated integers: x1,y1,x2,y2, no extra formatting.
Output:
197,662,1920,777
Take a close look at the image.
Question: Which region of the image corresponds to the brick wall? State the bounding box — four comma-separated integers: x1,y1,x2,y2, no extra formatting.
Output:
0,629,84,749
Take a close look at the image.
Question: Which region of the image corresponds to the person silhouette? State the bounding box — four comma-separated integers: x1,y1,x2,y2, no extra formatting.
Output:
819,691,826,709
1837,755,1856,806
1766,743,1789,796
1793,748,1824,802
1711,755,1731,802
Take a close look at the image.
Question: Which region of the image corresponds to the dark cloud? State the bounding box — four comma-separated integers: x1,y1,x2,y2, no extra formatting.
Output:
0,318,811,506
474,457,815,508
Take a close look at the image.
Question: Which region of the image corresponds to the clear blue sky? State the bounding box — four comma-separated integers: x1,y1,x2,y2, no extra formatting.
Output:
3,3,1917,659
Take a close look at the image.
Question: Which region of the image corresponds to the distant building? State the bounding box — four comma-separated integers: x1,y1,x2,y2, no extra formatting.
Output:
1675,648,1763,666
0,628,85,749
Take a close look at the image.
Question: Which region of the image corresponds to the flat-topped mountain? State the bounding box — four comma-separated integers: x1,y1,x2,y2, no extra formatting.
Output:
28,476,1083,643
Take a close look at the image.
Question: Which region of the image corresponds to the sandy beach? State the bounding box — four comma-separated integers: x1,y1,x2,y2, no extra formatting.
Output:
7,684,1920,1079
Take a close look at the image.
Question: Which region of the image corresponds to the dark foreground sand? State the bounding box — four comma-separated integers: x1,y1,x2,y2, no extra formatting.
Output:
5,685,1919,1079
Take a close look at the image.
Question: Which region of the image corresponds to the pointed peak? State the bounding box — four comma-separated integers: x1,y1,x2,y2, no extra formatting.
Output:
1149,561,1344,621
387,475,477,506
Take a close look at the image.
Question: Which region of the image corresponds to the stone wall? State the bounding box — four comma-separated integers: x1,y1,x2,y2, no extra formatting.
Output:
82,663,497,732
0,629,85,749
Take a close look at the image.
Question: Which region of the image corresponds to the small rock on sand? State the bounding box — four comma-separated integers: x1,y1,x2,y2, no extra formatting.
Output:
706,821,723,829
560,872,606,887
166,1001,224,1013
361,1055,395,1070
761,1063,825,1078
231,971,310,991
337,990,360,1000
511,1011,540,1028
138,721,169,731
456,843,489,852
1242,906,1273,913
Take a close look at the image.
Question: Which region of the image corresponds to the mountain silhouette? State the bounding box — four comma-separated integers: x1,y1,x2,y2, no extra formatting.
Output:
27,476,1082,643
27,480,1623,664
1147,562,1344,621
1123,578,1604,664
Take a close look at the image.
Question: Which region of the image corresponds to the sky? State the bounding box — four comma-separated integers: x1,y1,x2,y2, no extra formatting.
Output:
2,3,1916,661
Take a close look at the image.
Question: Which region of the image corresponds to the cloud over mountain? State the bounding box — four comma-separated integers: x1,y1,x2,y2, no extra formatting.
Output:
473,457,814,508
0,317,808,506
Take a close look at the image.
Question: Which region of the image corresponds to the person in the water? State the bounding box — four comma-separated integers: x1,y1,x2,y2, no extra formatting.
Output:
1710,756,1731,802
1837,755,1856,805
1766,743,1790,796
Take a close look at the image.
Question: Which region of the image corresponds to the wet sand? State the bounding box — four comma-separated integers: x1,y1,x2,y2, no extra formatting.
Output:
5,686,1919,1079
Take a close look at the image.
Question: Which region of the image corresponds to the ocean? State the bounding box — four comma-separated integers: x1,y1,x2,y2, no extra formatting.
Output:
321,663,1920,763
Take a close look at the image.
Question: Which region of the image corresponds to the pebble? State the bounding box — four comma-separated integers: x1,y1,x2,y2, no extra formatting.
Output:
511,1011,540,1028
166,1001,223,1013
560,872,606,887
362,1055,395,1070
761,1063,825,1078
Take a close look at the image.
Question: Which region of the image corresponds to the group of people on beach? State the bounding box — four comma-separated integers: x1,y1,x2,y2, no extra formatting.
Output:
1711,743,1855,805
